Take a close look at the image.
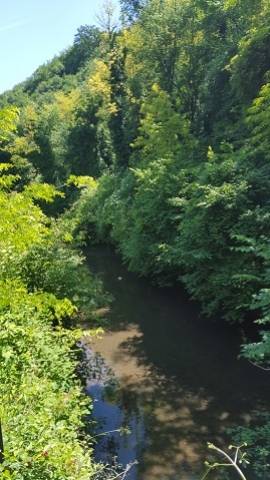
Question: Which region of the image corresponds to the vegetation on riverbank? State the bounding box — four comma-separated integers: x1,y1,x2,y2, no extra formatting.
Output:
2,0,270,361
1,0,270,475
0,109,119,479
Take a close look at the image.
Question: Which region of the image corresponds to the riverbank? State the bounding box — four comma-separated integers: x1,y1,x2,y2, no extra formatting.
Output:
0,174,120,479
0,281,95,479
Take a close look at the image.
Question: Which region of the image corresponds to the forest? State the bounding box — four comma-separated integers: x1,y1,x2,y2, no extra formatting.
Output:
1,0,270,477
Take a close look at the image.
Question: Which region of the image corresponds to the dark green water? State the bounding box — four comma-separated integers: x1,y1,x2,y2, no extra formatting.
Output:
84,245,270,480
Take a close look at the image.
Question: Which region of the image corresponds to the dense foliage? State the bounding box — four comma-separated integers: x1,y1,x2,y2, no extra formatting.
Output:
2,0,270,475
0,109,116,479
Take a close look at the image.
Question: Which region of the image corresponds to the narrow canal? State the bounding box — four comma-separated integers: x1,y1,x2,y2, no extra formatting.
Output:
84,245,270,480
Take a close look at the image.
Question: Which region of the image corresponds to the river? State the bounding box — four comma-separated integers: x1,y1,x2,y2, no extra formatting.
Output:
83,245,270,480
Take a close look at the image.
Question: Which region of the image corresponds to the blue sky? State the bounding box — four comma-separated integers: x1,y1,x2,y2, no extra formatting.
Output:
0,0,120,94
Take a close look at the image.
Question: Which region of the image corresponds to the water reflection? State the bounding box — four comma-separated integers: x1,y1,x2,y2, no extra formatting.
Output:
84,246,270,480
86,379,146,472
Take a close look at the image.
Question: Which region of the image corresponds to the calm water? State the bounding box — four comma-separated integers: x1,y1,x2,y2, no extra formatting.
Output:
83,245,270,480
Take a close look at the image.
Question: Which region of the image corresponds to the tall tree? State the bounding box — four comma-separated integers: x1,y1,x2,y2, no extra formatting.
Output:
63,25,101,75
120,0,146,23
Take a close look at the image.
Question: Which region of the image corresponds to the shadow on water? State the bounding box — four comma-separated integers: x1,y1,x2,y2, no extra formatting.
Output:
83,245,270,480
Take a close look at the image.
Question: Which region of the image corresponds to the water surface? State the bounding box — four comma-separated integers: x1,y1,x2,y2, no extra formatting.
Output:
84,246,270,480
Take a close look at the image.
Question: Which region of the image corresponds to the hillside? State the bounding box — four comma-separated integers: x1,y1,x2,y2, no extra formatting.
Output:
1,1,270,473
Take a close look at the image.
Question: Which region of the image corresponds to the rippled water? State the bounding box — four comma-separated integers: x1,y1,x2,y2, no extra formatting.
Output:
83,246,270,480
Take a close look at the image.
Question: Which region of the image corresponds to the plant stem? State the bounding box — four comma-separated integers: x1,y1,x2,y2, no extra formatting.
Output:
208,443,247,480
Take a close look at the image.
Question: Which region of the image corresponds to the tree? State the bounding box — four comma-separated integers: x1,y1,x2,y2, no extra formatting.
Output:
24,57,65,96
0,106,18,141
95,0,118,44
63,25,101,75
132,83,194,162
120,0,146,24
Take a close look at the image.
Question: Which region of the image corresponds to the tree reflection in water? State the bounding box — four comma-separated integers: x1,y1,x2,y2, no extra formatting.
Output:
83,246,270,480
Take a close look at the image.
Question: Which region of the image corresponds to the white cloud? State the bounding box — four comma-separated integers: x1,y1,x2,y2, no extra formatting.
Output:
0,19,33,33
